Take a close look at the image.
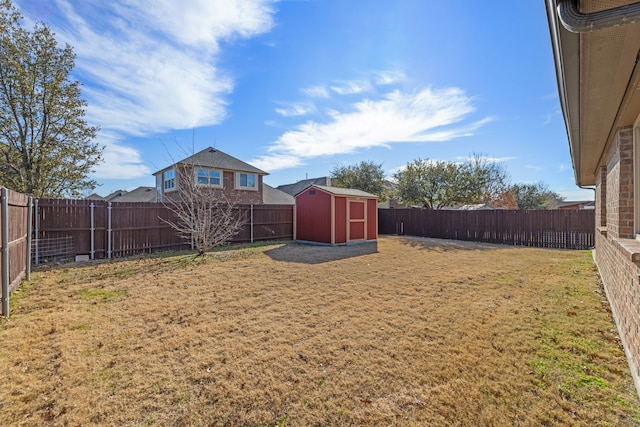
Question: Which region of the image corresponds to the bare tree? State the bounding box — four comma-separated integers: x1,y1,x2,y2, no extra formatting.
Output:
161,165,246,256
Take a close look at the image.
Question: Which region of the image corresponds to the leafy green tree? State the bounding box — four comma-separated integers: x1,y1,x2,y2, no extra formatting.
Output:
330,160,387,201
513,182,564,210
0,0,101,197
393,158,462,209
458,153,511,206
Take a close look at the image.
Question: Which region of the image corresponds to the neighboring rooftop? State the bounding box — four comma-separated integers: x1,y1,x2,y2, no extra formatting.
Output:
83,186,156,203
104,189,128,202
556,200,595,210
154,147,267,176
84,193,105,201
277,177,331,196
455,204,496,211
112,187,156,203
262,184,294,205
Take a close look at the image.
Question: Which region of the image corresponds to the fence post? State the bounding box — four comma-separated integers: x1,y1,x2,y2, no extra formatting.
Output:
1,188,9,317
34,198,39,265
250,205,254,243
107,202,112,259
90,202,95,260
26,196,32,281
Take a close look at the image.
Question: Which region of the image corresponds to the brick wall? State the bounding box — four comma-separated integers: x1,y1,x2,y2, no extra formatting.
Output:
596,166,607,227
619,127,635,238
594,233,640,390
163,168,263,205
605,127,634,239
222,171,263,205
594,125,640,393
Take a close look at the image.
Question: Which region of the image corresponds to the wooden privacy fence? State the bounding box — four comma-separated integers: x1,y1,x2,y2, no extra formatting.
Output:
1,187,32,316
378,208,595,250
34,199,293,262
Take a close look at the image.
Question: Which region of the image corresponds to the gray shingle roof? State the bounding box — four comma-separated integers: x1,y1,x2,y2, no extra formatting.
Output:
262,184,294,205
111,187,157,203
277,177,331,196
104,189,127,201
84,193,105,200
297,185,378,199
154,147,267,175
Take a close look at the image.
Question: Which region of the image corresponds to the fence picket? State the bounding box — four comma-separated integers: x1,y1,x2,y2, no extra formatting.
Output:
378,208,594,250
33,200,294,261
0,188,31,316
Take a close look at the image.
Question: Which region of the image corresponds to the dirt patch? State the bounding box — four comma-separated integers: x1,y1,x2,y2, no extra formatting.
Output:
1,236,638,426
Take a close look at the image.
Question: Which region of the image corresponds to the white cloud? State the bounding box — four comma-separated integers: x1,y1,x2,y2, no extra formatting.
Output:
455,155,517,163
123,0,274,50
274,102,316,117
301,85,330,98
251,154,302,171
254,86,491,171
330,79,372,95
18,0,275,180
374,70,406,85
92,135,151,179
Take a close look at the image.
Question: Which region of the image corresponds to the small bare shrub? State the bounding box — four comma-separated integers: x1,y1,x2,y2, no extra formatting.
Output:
162,166,245,256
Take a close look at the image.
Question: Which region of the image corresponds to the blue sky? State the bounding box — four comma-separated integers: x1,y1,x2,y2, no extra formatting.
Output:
14,0,593,200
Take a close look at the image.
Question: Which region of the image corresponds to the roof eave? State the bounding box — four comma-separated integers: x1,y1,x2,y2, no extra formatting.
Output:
546,0,587,185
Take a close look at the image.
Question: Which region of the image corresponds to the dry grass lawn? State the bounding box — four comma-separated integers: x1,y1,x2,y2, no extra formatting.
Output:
1,236,639,426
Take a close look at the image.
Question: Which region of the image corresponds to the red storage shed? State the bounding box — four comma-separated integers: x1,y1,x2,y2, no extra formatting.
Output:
294,185,378,245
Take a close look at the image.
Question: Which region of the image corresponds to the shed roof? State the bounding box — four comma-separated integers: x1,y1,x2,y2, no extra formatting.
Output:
296,184,378,199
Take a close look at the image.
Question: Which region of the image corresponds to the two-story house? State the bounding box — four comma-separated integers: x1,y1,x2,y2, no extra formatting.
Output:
153,147,268,205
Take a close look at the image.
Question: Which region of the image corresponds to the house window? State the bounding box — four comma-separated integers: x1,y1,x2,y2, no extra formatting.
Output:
156,174,163,201
236,172,257,190
164,168,176,191
197,168,222,187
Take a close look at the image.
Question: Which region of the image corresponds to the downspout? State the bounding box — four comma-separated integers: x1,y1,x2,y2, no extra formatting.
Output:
557,0,640,33
578,185,596,206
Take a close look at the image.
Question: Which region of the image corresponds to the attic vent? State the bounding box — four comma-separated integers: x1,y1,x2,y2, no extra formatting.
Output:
209,149,216,153
309,189,316,195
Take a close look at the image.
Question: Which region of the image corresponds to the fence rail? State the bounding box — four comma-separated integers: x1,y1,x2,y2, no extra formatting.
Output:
378,208,595,250
1,187,32,316
33,199,294,262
